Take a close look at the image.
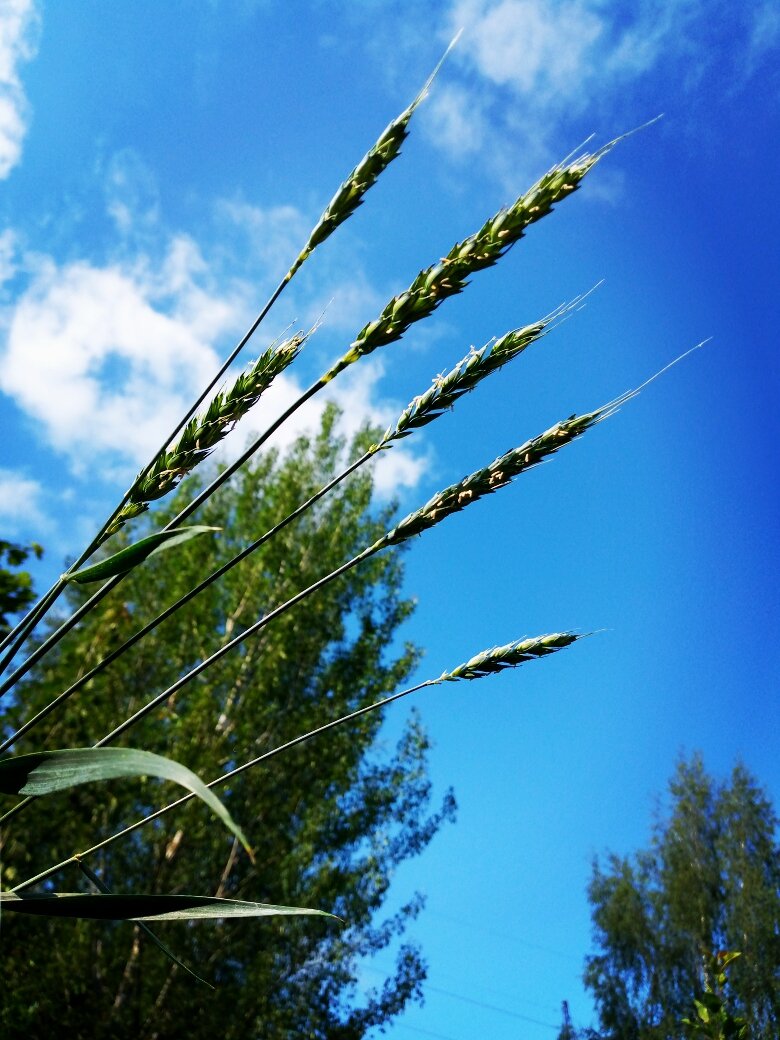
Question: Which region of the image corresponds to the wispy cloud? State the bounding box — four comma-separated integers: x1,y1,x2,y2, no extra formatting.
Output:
0,244,225,473
0,467,48,534
414,0,780,189
215,198,310,278
103,149,161,236
0,170,428,502
0,228,17,285
0,0,39,179
748,1,780,73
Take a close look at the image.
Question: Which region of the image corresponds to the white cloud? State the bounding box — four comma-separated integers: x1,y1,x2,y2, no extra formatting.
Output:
0,228,16,285
0,0,39,178
215,198,310,280
0,244,227,473
748,2,780,72
427,0,775,188
0,467,48,532
0,207,426,502
426,82,488,158
450,0,604,101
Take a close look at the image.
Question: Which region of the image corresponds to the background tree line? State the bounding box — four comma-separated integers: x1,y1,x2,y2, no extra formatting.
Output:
560,755,780,1040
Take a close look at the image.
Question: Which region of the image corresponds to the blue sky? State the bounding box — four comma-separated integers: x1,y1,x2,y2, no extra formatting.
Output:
1,1,778,1037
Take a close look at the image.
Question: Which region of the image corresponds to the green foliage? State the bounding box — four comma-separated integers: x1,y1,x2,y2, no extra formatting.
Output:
681,951,749,1040
577,755,780,1039
0,540,43,637
0,411,455,1037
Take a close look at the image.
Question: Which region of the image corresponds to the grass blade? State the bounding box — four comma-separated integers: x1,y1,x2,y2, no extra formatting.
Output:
66,526,220,584
0,892,337,922
0,747,252,859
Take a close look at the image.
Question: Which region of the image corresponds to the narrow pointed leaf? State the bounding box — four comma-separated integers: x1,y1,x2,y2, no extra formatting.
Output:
0,747,252,858
0,892,337,922
66,526,220,584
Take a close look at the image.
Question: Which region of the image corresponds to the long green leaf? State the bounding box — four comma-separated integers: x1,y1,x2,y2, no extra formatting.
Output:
66,526,220,584
0,747,252,858
0,892,337,922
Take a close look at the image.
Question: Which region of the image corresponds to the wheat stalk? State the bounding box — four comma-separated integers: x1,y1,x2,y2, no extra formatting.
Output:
11,630,580,893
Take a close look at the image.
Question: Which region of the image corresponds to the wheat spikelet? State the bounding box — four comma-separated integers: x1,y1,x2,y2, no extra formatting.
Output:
321,142,615,384
287,35,460,280
374,295,590,449
106,333,306,535
372,390,633,552
438,632,581,682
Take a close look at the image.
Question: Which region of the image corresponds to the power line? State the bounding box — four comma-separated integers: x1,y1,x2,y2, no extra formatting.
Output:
427,909,580,963
395,1024,463,1040
362,961,561,1026
423,964,560,1016
424,985,558,1029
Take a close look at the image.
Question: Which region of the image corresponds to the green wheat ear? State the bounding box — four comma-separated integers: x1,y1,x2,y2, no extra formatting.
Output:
107,331,306,536
372,392,632,552
439,633,583,681
374,291,597,450
288,32,462,279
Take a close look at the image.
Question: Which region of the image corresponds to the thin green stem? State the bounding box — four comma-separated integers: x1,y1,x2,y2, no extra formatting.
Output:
0,449,374,755
9,630,578,893
0,578,66,675
0,378,324,699
10,676,435,892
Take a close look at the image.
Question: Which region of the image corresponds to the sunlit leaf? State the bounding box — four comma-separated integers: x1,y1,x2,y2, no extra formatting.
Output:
0,892,337,922
0,747,252,858
66,526,220,584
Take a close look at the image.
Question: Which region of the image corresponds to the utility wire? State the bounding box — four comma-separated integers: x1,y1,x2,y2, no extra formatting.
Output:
363,961,560,1018
424,984,558,1029
427,909,579,963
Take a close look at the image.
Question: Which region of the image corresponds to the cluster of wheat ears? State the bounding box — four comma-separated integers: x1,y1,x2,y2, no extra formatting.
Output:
0,36,692,974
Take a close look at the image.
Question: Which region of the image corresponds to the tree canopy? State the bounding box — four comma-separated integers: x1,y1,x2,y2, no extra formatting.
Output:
565,755,780,1040
0,410,455,1039
0,541,43,638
